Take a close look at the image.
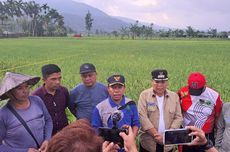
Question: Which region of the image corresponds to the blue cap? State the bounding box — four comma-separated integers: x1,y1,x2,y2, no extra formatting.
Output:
80,63,96,74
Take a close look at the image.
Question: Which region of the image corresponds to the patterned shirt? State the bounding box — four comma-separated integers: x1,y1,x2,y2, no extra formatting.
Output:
178,86,222,133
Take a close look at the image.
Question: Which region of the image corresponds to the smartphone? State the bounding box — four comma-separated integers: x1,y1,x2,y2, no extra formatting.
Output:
98,127,127,147
163,128,193,145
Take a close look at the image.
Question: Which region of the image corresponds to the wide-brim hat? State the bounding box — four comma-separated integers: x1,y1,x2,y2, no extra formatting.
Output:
0,72,40,100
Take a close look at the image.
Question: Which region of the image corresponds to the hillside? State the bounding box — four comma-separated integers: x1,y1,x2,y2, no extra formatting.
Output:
35,0,130,33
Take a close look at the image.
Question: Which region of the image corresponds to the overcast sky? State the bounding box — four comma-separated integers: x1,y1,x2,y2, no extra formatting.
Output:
73,0,230,31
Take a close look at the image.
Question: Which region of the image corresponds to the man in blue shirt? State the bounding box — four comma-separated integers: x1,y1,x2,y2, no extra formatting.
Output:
92,74,140,138
69,63,108,122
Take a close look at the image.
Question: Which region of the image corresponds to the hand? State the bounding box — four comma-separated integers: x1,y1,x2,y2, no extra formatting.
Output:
154,132,163,145
102,141,120,152
185,126,207,146
27,148,39,152
39,140,49,152
119,126,138,152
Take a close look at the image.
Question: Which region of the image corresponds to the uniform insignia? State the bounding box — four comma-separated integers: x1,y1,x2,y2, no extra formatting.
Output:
114,76,120,81
158,72,165,79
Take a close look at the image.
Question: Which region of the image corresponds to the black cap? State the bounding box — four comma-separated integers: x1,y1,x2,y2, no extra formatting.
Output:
42,64,61,78
151,69,168,81
107,74,125,86
80,63,96,74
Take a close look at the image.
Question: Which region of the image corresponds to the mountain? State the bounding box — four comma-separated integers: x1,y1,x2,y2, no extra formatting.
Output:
34,0,130,33
33,0,165,33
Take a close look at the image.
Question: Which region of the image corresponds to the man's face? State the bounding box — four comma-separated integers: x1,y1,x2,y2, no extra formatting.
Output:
152,80,168,96
43,72,61,91
81,72,97,87
11,82,30,102
108,84,125,102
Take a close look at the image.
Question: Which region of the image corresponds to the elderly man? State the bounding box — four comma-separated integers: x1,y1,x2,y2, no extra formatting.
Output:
70,63,108,122
33,64,70,135
178,72,222,152
138,69,183,152
92,74,140,151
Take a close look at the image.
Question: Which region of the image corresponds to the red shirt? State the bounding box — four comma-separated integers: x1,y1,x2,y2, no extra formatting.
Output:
178,86,222,133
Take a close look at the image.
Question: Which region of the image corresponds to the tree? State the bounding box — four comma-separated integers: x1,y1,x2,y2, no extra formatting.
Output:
130,20,140,39
186,26,195,37
85,11,93,36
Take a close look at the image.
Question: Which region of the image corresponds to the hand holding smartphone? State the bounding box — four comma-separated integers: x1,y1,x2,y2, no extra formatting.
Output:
163,128,193,145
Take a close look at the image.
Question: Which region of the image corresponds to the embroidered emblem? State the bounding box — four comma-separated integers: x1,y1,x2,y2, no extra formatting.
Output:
199,99,212,106
84,65,89,69
191,82,199,89
147,102,156,106
114,76,120,81
158,72,165,79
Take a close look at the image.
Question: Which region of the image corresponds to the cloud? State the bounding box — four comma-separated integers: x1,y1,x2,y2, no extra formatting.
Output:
73,0,230,31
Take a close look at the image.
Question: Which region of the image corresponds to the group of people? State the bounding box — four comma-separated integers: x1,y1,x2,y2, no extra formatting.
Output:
0,62,228,152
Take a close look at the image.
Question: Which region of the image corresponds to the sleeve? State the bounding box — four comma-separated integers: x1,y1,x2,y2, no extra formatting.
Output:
0,113,28,152
215,108,225,148
170,95,183,129
91,107,103,128
69,89,77,115
37,97,53,140
138,92,154,131
64,87,70,108
214,95,223,121
131,105,140,128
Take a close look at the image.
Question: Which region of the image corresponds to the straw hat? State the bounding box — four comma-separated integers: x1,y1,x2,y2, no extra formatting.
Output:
0,72,40,100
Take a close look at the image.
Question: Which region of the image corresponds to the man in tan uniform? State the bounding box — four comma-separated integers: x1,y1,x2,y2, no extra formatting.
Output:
138,69,183,152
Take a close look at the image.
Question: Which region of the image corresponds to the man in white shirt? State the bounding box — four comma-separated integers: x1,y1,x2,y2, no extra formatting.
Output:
138,69,183,152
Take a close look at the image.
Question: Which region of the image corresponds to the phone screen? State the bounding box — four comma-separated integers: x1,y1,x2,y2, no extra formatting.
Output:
164,128,193,145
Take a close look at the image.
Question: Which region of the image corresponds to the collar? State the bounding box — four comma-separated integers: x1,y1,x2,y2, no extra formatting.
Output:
108,96,126,108
152,89,169,98
42,84,60,96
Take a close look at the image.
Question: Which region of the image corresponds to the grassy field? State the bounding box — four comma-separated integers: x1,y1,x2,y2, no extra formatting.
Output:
0,37,230,104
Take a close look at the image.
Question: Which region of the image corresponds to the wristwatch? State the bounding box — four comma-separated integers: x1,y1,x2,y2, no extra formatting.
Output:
201,139,214,150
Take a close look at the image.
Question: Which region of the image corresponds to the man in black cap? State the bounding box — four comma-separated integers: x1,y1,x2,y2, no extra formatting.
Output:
33,64,70,135
91,74,140,151
138,69,183,152
69,63,108,122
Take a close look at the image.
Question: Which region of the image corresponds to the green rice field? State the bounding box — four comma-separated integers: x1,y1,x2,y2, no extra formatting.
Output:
0,37,230,103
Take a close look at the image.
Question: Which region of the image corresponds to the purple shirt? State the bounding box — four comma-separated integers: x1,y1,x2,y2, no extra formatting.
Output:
32,85,69,135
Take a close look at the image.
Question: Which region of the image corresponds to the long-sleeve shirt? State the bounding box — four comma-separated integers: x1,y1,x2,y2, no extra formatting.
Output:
32,85,69,135
0,96,53,152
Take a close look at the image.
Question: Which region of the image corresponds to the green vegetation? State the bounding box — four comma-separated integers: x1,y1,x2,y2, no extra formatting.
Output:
0,37,230,106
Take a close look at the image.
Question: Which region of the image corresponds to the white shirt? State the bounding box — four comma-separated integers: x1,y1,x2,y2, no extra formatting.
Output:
156,95,165,133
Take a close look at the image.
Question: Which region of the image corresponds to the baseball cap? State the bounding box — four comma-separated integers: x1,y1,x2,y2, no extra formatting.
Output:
80,63,96,74
107,74,125,86
188,72,206,96
151,69,168,81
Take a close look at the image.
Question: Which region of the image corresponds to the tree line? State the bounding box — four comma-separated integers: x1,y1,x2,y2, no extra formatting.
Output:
108,21,230,39
0,0,66,37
